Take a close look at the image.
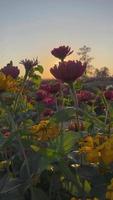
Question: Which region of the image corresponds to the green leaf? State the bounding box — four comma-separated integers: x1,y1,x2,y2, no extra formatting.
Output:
62,131,80,153
31,188,49,200
50,108,76,123
73,80,83,90
84,180,91,194
32,75,41,86
35,65,44,74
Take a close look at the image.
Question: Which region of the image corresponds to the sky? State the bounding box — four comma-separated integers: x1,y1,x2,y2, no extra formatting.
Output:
0,0,113,78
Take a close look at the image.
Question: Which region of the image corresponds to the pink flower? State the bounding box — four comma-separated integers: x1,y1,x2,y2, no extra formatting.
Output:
51,45,73,61
104,90,113,100
50,60,86,84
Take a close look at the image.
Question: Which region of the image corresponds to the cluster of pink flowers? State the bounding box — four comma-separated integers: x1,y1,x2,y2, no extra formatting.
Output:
35,82,61,117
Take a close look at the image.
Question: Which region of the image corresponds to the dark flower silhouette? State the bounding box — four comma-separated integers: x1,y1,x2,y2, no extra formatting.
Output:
51,45,73,61
20,58,38,71
50,60,86,83
1,61,20,79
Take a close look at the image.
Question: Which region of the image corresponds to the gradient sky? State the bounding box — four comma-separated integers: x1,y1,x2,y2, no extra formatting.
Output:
0,0,113,78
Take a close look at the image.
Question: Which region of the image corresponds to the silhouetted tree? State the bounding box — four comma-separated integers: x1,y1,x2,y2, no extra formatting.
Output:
94,67,109,79
77,45,93,76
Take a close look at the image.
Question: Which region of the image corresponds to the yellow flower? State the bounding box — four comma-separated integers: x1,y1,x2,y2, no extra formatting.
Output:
30,120,59,141
106,179,113,200
100,146,113,165
83,136,94,148
80,146,93,153
0,72,18,92
86,149,100,163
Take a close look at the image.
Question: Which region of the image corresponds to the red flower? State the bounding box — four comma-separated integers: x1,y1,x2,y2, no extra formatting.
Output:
50,60,86,83
77,90,94,102
49,82,61,94
36,90,47,101
51,45,73,61
104,90,113,100
41,108,54,118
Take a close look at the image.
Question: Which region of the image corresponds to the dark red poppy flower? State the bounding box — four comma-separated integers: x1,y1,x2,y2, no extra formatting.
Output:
36,90,47,101
51,45,73,61
20,58,38,71
104,90,113,100
50,60,86,83
1,61,20,79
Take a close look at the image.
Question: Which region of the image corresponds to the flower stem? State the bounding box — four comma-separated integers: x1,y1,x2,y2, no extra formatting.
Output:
69,83,80,128
13,71,28,112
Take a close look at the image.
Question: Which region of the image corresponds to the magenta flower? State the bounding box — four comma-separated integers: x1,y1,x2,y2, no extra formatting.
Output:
50,60,86,84
104,90,113,100
51,45,73,61
20,58,38,71
36,90,47,101
1,61,20,79
42,96,55,106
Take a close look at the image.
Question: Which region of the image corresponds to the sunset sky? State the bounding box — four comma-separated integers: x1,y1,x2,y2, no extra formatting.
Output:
0,0,113,78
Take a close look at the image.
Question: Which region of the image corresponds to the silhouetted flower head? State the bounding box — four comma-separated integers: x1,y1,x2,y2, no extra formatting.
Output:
1,61,20,79
51,45,73,61
20,58,38,71
50,60,86,84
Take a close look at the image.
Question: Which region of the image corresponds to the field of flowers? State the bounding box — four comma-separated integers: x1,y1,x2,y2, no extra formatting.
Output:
0,46,113,200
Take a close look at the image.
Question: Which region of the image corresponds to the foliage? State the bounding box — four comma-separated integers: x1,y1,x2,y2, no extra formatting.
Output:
0,47,113,200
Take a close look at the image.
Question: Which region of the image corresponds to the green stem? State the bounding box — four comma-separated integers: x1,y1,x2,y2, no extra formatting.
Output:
69,83,80,128
101,91,111,134
17,135,31,178
13,71,28,112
